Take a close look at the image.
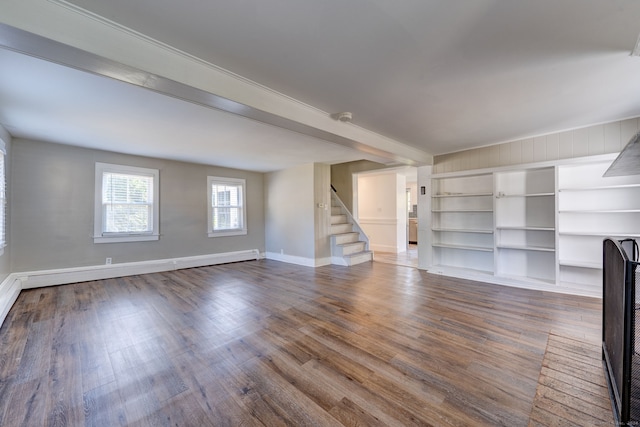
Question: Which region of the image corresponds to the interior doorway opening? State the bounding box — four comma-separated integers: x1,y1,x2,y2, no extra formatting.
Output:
353,166,419,268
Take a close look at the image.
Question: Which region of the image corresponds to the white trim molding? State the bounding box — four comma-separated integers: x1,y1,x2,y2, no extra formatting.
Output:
0,275,21,327
357,218,398,226
264,252,331,267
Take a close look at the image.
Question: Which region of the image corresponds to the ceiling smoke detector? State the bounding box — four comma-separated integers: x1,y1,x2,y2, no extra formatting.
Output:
332,112,353,122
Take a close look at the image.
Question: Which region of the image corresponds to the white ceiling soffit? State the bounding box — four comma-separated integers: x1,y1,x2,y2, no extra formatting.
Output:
0,23,424,172
56,0,640,155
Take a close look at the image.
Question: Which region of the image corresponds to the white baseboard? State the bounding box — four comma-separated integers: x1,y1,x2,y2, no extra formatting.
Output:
427,266,601,298
0,249,261,328
0,274,21,327
17,249,261,290
264,252,331,267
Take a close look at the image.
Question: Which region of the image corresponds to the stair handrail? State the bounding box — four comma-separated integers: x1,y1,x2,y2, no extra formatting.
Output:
330,188,370,252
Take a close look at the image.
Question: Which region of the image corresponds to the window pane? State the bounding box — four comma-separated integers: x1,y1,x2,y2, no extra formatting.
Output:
129,177,150,203
103,173,152,203
105,204,151,233
213,207,241,230
212,184,241,207
216,190,231,206
102,172,153,233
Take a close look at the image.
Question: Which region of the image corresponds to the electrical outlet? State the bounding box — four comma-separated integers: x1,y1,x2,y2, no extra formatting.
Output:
106,257,112,265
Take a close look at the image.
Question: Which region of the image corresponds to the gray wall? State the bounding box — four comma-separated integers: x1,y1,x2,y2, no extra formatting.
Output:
10,138,265,271
313,163,331,261
265,163,315,260
264,163,332,264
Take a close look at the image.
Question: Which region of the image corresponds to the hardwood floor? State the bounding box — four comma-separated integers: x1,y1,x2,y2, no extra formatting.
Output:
0,260,611,426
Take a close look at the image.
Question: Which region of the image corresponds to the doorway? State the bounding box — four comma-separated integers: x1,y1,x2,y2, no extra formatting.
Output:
353,166,419,268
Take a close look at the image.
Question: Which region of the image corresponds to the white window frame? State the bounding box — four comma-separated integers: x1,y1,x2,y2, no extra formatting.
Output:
207,176,247,237
94,162,160,243
0,138,6,256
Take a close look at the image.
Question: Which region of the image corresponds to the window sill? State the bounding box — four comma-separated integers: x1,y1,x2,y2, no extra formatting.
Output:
93,234,159,244
208,229,247,238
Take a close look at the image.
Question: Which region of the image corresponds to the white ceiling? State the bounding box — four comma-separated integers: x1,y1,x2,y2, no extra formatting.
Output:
2,0,640,171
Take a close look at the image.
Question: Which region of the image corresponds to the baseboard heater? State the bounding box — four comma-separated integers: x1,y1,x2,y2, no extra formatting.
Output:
603,238,640,425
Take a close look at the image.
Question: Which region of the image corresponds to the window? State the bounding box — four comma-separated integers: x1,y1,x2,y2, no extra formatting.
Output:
94,163,159,243
208,176,246,237
0,138,6,255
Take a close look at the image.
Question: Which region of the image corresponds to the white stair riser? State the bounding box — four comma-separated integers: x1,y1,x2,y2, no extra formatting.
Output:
345,251,373,266
330,223,353,234
339,242,366,256
333,233,359,245
331,207,342,215
330,215,347,225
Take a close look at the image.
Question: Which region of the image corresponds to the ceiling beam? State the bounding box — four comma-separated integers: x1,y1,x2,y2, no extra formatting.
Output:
0,21,431,166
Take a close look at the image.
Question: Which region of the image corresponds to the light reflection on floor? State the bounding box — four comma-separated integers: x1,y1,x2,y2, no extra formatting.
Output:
373,243,418,268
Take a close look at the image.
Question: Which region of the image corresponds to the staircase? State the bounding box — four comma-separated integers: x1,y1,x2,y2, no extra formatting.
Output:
330,192,373,266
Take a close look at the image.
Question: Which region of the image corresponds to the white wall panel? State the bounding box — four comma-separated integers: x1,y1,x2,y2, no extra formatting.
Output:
533,136,547,163
434,117,639,173
588,125,605,155
510,140,522,165
558,131,573,159
573,128,589,158
604,121,621,153
546,133,559,161
499,144,511,166
521,138,535,164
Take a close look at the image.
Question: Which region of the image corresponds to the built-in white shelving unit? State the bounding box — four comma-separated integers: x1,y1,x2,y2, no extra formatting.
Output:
494,167,556,285
431,173,494,276
428,155,638,296
557,160,640,294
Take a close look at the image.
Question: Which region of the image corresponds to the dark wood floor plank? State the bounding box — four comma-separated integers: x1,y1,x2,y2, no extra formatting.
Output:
248,338,342,413
83,380,128,427
302,356,437,426
47,342,86,427
0,376,47,427
171,348,265,427
328,397,387,427
13,317,54,385
243,356,345,426
0,260,613,426
0,311,32,379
